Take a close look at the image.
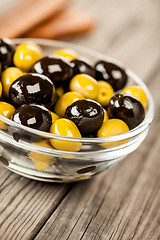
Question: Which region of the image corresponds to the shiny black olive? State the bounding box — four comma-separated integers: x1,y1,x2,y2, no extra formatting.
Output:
9,73,56,107
12,103,52,132
108,93,145,129
0,38,15,70
31,55,73,87
65,99,104,135
95,60,128,91
71,58,96,78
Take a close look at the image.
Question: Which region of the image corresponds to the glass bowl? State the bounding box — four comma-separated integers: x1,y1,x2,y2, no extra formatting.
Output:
0,38,154,182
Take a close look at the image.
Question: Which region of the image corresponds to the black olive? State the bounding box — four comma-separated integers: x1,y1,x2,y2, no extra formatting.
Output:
65,99,104,135
0,38,15,70
71,58,96,78
108,93,145,129
12,103,52,132
95,60,128,91
31,55,73,87
9,73,56,107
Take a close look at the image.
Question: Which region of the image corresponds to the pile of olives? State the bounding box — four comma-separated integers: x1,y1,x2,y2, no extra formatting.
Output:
0,38,147,157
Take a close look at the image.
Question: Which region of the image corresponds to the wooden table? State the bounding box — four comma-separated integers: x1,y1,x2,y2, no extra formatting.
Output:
0,0,160,239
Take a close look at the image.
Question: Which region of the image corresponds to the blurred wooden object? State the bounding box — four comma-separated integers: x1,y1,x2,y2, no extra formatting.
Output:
0,0,71,38
23,8,94,39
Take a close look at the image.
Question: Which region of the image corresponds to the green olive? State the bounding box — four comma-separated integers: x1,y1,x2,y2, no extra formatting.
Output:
49,118,82,151
13,42,43,72
49,111,60,123
53,48,78,61
0,82,2,98
69,74,99,100
56,86,65,97
97,119,129,148
54,91,84,117
0,101,15,129
97,81,114,106
28,140,56,171
103,109,109,122
122,85,147,109
1,67,23,97
16,42,42,55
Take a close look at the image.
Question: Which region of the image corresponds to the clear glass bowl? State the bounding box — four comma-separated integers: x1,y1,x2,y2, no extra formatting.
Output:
0,38,154,182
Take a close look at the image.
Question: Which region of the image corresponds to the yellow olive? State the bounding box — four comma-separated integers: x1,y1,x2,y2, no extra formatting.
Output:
69,74,99,100
0,82,2,98
0,101,15,129
49,111,59,123
53,48,78,61
54,91,84,117
13,45,43,72
97,81,114,106
16,42,43,56
97,119,129,148
49,118,82,152
122,85,147,109
56,86,64,97
1,67,23,97
28,140,56,171
103,108,109,122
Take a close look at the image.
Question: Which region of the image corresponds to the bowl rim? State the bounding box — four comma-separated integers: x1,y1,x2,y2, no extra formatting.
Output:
0,38,154,144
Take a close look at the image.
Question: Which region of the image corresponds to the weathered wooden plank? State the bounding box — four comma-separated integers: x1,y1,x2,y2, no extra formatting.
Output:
68,0,160,81
33,67,160,239
0,170,72,240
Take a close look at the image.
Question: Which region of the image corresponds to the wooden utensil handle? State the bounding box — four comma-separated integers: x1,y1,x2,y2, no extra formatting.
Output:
24,8,95,39
0,0,71,38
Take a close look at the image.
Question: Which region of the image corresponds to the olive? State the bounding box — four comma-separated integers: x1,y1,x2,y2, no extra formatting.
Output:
97,81,114,107
28,140,56,171
54,91,84,117
13,42,43,72
95,60,128,91
65,99,104,135
49,118,82,152
97,119,129,138
108,93,145,129
53,48,78,61
0,38,15,70
16,42,42,55
56,86,64,97
1,67,23,98
0,101,15,130
9,73,56,107
69,74,99,100
12,103,52,132
0,82,2,98
71,58,96,77
122,85,147,109
103,108,109,122
97,119,129,148
49,111,59,123
31,55,73,87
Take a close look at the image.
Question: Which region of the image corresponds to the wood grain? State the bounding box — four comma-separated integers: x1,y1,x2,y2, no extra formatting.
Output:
0,167,72,240
22,7,94,39
0,0,160,239
0,0,71,38
34,66,160,240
